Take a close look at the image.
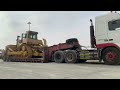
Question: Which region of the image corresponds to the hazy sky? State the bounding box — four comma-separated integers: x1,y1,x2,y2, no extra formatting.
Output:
0,11,115,49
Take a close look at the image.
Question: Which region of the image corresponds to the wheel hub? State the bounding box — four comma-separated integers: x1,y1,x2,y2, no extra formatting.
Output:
106,52,116,61
66,53,73,61
56,54,61,59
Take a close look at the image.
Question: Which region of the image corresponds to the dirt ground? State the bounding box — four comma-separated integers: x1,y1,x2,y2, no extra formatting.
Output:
0,59,120,79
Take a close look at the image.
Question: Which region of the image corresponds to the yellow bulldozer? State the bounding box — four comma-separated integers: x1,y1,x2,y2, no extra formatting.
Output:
3,29,48,62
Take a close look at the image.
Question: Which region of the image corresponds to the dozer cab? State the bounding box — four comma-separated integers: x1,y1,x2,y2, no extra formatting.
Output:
3,24,48,63
17,31,47,47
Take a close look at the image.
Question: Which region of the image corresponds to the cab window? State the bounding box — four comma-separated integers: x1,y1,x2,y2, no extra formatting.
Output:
33,35,36,39
22,34,26,38
30,35,33,39
29,34,37,40
108,19,120,30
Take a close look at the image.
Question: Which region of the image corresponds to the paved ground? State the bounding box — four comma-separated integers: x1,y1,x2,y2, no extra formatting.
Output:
0,59,120,79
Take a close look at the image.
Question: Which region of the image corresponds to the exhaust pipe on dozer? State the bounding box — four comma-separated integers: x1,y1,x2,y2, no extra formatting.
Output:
16,36,20,47
90,19,96,48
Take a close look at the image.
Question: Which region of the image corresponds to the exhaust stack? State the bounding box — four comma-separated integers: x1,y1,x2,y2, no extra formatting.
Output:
90,19,96,48
16,36,20,47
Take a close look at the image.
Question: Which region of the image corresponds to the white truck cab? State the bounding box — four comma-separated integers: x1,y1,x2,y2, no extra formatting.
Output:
93,12,120,65
95,12,120,45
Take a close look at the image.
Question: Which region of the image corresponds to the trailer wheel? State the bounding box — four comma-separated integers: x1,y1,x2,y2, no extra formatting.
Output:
65,50,77,63
102,47,120,65
54,51,65,63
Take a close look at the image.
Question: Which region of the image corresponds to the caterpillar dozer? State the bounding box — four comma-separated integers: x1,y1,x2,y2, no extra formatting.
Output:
3,28,48,63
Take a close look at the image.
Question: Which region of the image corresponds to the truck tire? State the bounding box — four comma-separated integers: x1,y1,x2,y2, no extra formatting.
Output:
54,51,65,63
102,47,120,65
65,50,77,63
66,38,78,44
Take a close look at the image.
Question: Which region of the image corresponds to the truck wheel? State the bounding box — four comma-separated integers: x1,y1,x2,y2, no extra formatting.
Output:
54,51,65,63
102,47,120,65
65,50,77,63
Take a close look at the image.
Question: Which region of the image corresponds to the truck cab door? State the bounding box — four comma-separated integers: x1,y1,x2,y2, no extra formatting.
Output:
107,19,120,45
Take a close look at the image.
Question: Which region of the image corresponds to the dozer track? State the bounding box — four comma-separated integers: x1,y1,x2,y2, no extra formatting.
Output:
3,43,48,63
3,56,45,63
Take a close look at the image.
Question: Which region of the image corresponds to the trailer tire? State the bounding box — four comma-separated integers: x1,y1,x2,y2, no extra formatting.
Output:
54,51,65,63
65,50,77,63
102,47,120,65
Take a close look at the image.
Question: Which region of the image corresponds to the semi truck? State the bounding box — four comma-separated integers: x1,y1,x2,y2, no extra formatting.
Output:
47,11,120,65
3,11,120,65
